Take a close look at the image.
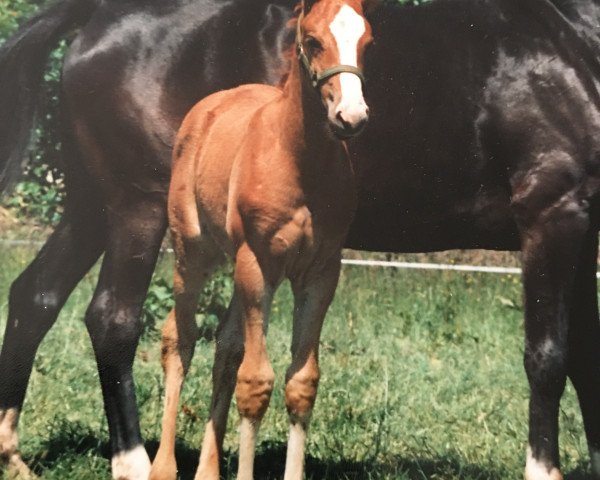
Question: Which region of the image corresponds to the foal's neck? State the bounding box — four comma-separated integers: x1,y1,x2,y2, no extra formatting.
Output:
279,59,340,163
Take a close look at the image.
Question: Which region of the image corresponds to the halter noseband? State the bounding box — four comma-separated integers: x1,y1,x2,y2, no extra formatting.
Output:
295,11,366,89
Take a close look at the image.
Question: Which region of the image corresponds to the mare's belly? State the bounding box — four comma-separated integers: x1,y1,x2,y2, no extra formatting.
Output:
346,188,520,253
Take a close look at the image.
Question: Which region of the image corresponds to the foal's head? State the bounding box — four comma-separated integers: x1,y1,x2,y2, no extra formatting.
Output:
296,0,373,139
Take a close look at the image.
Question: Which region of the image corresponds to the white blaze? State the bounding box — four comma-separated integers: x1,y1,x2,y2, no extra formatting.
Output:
329,5,367,119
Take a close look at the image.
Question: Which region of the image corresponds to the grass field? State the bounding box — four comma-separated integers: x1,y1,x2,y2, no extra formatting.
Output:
0,244,592,479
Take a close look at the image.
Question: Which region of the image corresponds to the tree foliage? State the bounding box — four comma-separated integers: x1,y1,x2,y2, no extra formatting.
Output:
1,0,65,224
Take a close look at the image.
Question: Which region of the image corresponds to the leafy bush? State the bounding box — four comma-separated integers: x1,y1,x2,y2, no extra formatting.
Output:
1,0,65,225
141,264,234,339
0,0,41,40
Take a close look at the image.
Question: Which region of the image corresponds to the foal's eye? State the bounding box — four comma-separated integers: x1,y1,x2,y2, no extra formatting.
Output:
304,36,323,55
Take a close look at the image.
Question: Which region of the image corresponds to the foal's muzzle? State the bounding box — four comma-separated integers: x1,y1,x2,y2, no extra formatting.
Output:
330,103,369,139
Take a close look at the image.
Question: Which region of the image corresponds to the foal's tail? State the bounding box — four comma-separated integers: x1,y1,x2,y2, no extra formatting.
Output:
0,0,98,192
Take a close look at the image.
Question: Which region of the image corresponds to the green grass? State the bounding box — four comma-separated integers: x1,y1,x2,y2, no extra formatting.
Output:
0,246,591,479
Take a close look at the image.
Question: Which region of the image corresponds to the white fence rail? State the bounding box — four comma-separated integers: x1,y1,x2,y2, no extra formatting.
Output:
3,238,599,278
340,258,522,275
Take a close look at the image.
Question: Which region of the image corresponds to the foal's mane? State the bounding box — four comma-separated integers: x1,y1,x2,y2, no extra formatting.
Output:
276,4,302,88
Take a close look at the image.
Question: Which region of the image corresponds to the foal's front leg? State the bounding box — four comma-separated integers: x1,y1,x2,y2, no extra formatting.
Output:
196,243,276,480
234,244,276,480
284,257,342,480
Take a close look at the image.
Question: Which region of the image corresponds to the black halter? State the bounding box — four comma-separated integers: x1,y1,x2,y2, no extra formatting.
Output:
295,11,366,89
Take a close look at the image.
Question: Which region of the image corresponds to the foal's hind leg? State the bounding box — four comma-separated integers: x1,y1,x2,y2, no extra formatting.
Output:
84,193,167,480
513,161,590,480
0,198,106,476
150,230,224,480
567,233,600,478
284,257,341,480
196,292,243,480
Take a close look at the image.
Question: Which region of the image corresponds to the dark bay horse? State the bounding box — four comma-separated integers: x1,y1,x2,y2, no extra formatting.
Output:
152,3,371,478
1,0,600,479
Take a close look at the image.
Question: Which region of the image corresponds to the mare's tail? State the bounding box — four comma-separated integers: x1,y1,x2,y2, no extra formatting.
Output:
0,0,98,192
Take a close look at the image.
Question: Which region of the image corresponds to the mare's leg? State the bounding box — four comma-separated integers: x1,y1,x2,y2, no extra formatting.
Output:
513,159,589,480
196,243,275,480
284,257,341,480
84,193,167,480
567,232,600,477
150,231,223,480
0,197,106,475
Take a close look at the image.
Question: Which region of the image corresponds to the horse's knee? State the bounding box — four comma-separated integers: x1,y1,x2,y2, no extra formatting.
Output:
285,365,320,424
235,364,275,420
524,337,567,397
85,290,143,359
8,273,61,336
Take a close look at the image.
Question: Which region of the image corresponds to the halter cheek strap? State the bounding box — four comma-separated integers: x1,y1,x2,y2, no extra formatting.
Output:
296,12,366,89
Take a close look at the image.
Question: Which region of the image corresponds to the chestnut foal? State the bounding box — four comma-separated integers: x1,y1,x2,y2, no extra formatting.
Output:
149,0,372,478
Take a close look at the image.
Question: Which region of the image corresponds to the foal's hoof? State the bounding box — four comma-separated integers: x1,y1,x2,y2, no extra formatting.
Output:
4,454,38,480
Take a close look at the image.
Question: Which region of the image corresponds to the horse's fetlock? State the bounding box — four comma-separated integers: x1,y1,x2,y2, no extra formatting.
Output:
0,409,19,460
235,372,274,419
525,447,564,480
0,434,17,460
111,445,151,480
285,373,320,418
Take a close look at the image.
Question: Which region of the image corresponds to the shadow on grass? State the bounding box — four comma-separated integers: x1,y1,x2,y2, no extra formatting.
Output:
26,421,111,474
27,426,592,480
144,438,592,480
